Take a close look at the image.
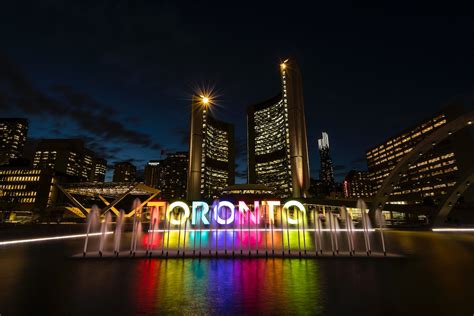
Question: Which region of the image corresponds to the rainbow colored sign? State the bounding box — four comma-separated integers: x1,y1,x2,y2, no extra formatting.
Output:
145,200,306,226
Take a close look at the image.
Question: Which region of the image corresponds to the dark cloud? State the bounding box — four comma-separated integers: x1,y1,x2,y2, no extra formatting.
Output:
50,85,162,149
48,128,65,137
0,54,162,151
50,85,117,116
110,157,145,168
83,141,123,161
40,132,122,161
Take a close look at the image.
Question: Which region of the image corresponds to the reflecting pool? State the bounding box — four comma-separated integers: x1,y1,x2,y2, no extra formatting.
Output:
0,230,473,315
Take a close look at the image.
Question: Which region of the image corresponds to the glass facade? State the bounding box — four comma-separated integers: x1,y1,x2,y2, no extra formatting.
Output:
247,59,310,198
252,98,292,196
187,96,235,201
200,112,234,198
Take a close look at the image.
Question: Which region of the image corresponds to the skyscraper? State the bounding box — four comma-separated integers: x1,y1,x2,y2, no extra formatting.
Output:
33,139,106,182
318,132,335,190
187,95,235,200
92,158,107,182
0,118,28,165
113,161,136,182
146,153,189,199
247,59,310,198
144,160,162,188
159,152,188,200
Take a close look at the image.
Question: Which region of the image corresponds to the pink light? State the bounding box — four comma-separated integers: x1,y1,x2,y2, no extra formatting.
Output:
238,201,260,224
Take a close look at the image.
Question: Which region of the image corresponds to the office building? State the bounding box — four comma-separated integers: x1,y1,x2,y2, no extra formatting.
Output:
0,118,28,165
0,168,58,214
33,139,106,182
247,59,310,198
144,160,162,188
145,153,188,199
159,152,188,200
187,95,235,200
342,170,372,198
92,158,107,182
113,161,136,182
366,105,474,205
318,132,335,190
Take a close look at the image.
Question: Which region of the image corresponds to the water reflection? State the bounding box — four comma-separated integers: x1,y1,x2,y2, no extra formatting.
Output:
0,231,473,315
130,258,322,314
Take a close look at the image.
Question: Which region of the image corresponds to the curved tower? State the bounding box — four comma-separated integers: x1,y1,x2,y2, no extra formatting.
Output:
187,95,235,200
247,59,310,198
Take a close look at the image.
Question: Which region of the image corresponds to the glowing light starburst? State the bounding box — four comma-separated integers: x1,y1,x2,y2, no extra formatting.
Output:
187,83,222,114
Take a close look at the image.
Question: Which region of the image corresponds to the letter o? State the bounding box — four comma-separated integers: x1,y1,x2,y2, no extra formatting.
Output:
166,201,190,225
214,201,235,225
283,200,306,225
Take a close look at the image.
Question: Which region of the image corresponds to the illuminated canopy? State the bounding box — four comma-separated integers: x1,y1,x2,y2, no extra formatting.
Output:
57,182,160,218
61,182,160,198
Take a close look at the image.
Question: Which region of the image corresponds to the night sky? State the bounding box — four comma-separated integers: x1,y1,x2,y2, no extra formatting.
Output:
0,1,473,182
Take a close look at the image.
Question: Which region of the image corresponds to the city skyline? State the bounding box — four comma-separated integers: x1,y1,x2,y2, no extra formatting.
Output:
0,2,473,184
0,3,474,315
3,67,473,184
